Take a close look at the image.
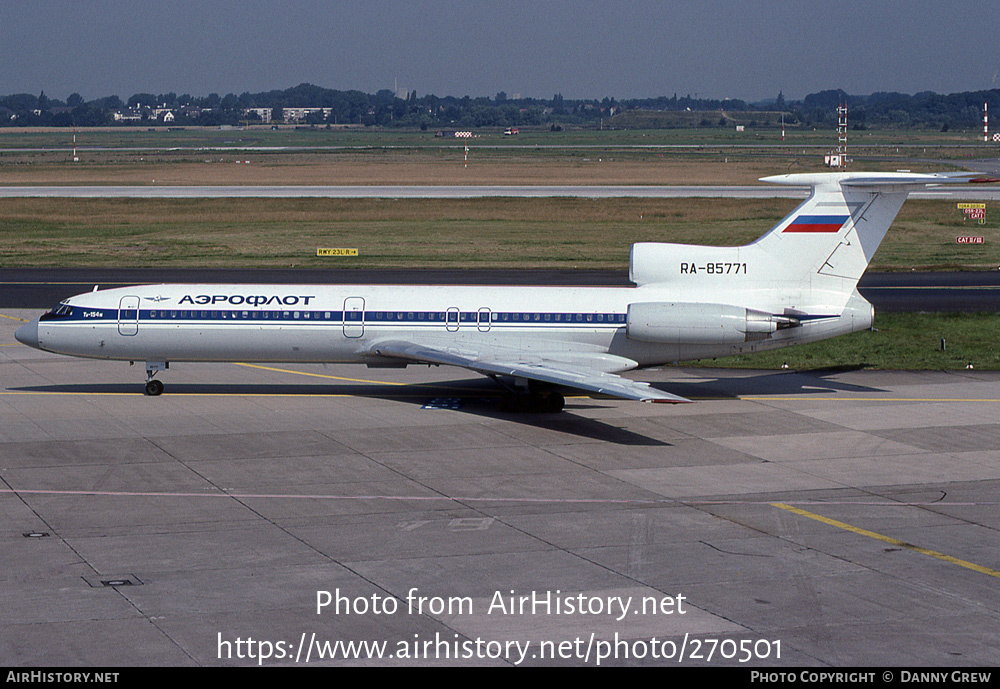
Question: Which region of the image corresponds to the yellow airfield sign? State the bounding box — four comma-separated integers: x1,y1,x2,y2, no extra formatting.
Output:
957,203,986,224
317,248,359,257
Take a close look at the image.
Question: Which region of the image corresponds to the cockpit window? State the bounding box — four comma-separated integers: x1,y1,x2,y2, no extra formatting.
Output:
40,303,74,321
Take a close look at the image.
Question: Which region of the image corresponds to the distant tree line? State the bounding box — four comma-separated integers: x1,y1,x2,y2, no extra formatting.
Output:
796,89,998,131
1,83,999,130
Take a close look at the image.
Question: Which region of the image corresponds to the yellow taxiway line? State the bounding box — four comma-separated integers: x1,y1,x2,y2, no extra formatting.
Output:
744,397,1000,403
773,502,1000,579
233,362,410,386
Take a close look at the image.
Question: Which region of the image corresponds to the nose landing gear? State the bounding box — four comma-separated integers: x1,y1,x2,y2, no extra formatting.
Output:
143,361,168,396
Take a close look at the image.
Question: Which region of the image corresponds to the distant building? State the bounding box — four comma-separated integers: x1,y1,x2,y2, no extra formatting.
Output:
282,107,332,123
243,107,273,123
113,109,142,122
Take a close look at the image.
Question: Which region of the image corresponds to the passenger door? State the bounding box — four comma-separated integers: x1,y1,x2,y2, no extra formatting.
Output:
118,296,139,336
343,297,365,338
477,307,491,332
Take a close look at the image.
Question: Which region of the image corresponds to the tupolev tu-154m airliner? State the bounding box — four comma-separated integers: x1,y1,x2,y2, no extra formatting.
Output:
15,172,998,411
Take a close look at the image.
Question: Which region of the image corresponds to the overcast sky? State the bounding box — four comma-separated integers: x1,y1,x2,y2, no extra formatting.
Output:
5,0,1000,102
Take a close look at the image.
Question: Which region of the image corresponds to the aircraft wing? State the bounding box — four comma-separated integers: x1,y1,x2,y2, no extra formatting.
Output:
371,340,691,403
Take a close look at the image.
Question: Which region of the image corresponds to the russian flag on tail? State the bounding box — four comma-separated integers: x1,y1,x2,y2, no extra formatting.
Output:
783,215,849,233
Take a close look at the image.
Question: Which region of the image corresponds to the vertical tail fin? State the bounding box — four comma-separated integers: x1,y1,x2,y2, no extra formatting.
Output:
752,173,908,285
756,171,998,284
630,171,997,310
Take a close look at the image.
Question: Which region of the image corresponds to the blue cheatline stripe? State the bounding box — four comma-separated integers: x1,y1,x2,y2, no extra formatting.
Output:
44,308,842,328
46,308,629,326
795,314,839,321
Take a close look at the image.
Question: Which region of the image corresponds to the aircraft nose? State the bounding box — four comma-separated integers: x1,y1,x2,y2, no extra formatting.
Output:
14,319,39,349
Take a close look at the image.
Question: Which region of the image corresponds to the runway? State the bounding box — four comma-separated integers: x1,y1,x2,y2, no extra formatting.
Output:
4,184,1000,200
2,309,999,666
2,185,806,199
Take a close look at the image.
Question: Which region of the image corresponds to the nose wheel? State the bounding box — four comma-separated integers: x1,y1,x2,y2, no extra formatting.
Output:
142,361,168,396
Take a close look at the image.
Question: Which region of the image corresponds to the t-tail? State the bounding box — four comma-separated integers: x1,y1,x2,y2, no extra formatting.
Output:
626,171,999,353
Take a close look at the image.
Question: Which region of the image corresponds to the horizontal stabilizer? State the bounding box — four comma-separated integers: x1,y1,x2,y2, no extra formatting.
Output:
761,171,1000,190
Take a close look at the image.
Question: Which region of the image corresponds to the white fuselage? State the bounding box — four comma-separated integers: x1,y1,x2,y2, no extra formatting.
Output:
25,281,870,371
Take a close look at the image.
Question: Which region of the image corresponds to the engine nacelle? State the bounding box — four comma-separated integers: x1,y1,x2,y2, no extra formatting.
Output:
626,302,782,345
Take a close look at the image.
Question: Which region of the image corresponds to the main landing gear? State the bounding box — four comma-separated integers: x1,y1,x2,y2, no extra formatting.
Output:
488,374,564,413
142,361,168,396
490,375,566,413
499,390,565,413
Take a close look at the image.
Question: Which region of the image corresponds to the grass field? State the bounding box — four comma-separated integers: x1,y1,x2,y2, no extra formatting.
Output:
0,153,818,186
0,124,990,187
1,196,998,270
0,123,993,149
688,313,1000,371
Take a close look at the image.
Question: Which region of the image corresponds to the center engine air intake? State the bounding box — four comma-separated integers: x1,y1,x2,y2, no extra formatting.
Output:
626,302,795,345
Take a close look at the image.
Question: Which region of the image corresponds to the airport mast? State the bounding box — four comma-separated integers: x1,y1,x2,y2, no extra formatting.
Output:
837,103,848,161
985,102,989,143
825,103,848,167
